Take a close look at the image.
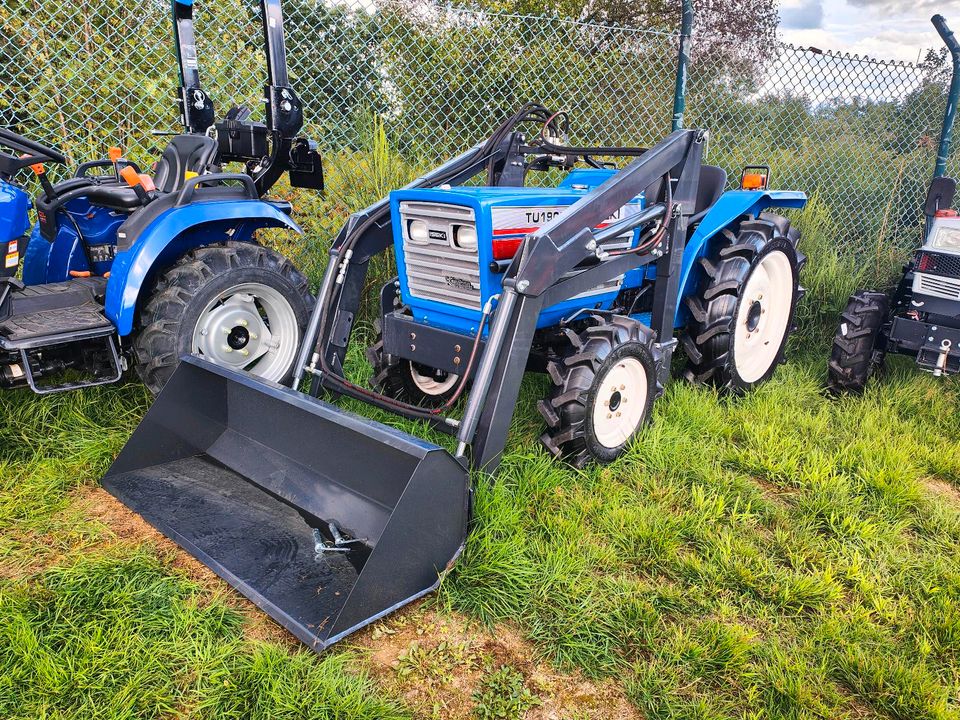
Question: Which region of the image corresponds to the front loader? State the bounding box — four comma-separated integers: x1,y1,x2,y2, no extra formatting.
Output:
104,96,808,649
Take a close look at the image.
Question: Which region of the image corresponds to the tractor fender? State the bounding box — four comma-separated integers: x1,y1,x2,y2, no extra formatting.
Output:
104,199,301,336
675,189,807,323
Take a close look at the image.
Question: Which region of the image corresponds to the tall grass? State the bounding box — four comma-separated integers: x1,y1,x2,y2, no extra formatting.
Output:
1,125,959,718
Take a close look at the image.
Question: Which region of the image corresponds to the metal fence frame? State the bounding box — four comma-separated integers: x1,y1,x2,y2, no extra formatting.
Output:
1,0,959,279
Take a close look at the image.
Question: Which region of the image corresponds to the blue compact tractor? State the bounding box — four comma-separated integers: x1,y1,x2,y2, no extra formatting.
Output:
0,0,322,394
104,102,809,653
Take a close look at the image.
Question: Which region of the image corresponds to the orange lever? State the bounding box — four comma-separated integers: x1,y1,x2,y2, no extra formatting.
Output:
120,165,141,187
108,146,123,163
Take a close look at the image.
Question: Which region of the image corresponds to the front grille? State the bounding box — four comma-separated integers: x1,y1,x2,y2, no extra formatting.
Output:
917,250,960,279
400,202,481,309
915,272,960,300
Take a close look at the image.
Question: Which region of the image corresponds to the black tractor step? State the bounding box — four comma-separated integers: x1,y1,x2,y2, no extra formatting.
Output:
0,278,113,351
0,277,107,316
0,303,115,350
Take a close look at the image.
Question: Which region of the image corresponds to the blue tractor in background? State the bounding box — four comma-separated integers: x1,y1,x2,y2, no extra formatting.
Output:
0,0,322,394
103,102,809,654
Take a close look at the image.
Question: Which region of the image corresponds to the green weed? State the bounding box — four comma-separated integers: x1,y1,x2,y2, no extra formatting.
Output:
471,664,541,720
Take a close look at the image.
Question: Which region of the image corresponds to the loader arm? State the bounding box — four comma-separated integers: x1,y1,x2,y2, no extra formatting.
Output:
464,129,706,469
173,0,215,134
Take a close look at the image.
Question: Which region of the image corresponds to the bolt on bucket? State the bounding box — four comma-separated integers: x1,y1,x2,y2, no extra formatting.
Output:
102,355,470,651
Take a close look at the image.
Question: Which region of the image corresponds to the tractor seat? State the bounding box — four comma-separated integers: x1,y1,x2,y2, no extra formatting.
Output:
689,165,728,227
152,135,218,193
641,165,728,226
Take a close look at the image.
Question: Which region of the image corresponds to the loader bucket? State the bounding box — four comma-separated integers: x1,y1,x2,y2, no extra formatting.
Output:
102,356,470,651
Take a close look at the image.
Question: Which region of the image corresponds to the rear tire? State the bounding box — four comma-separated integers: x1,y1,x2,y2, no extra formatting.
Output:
135,242,312,395
682,216,803,393
539,315,660,468
826,290,888,394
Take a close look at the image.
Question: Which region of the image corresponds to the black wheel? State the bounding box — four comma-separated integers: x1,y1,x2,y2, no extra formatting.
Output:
827,290,888,394
682,215,803,393
367,330,461,408
539,315,661,468
135,242,313,395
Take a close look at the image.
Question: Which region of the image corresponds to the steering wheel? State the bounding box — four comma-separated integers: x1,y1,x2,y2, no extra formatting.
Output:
0,127,66,176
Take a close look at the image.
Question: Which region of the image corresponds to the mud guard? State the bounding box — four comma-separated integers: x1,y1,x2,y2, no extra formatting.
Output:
102,356,470,650
103,199,301,336
676,189,807,322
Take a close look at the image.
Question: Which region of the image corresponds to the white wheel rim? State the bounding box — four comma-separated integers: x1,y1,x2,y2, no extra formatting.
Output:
192,282,300,382
591,356,649,449
733,250,794,384
408,362,459,396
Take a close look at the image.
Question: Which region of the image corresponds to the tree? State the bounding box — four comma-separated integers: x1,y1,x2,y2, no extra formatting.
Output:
446,0,780,78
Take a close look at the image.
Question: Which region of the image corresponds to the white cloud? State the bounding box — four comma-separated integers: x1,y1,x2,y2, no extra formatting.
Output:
779,0,959,62
780,0,824,30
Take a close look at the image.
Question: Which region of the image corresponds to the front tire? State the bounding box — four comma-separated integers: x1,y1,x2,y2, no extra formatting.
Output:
826,290,888,394
539,315,661,468
135,242,313,395
682,216,803,393
367,331,461,408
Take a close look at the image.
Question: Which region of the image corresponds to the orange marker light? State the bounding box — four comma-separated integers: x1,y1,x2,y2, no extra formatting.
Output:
108,146,123,163
29,162,45,176
741,172,767,191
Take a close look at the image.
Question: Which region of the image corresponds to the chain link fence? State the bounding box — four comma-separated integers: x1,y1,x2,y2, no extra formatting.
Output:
0,0,953,282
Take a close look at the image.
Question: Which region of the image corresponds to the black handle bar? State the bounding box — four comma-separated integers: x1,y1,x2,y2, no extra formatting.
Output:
174,172,258,207
0,127,66,164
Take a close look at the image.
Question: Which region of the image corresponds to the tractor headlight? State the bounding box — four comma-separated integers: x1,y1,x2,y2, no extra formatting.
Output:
407,219,429,243
931,224,960,254
453,224,477,251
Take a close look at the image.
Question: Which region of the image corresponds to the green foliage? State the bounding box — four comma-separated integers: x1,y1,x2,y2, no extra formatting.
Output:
0,552,408,720
471,664,541,720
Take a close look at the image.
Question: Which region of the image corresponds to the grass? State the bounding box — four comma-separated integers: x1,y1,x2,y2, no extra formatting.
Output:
1,223,960,718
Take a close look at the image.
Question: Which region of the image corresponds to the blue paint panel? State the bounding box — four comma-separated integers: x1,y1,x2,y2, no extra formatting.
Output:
21,224,52,283
390,169,646,336
0,178,31,244
22,200,127,284
106,199,300,336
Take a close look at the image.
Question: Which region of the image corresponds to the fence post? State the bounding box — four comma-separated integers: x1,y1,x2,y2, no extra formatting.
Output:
671,0,694,131
933,14,960,178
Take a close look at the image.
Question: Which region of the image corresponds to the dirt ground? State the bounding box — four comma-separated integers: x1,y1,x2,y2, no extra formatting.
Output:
69,486,640,719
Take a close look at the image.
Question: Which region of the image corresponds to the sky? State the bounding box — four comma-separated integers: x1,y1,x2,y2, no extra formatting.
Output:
778,0,960,62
